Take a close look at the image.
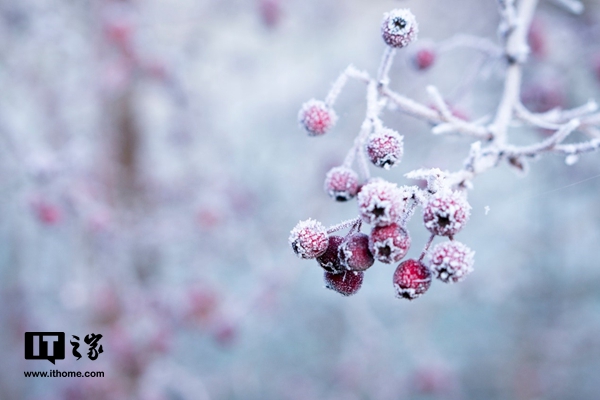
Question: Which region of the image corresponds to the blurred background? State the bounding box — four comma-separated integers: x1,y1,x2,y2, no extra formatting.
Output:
1,0,600,399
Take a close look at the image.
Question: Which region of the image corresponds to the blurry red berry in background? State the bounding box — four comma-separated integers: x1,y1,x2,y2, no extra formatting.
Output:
413,48,436,71
259,0,281,29
33,201,62,225
527,18,546,60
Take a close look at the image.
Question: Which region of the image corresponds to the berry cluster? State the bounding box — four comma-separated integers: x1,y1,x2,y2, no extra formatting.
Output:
290,9,479,300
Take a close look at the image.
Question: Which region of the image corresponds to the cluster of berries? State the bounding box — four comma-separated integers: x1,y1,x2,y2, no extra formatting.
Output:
290,9,475,300
289,183,475,299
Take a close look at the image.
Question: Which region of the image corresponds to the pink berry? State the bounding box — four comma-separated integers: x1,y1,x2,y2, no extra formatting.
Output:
365,128,404,169
381,9,418,49
393,259,432,300
423,190,471,237
324,166,359,201
369,223,411,264
413,47,436,70
34,202,62,225
289,219,329,259
298,99,337,136
324,270,363,296
338,233,374,271
316,235,345,273
527,18,546,60
357,179,404,227
427,241,474,283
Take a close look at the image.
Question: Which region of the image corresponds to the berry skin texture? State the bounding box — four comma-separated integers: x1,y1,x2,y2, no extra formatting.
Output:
413,47,436,71
427,241,474,283
324,270,364,296
366,128,404,170
289,219,329,259
298,99,337,136
381,9,418,49
357,179,404,227
423,190,471,237
338,233,375,272
393,259,432,300
324,166,360,201
369,223,411,264
316,235,345,273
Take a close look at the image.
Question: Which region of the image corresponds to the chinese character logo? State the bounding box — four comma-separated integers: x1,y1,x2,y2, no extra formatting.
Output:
70,333,104,361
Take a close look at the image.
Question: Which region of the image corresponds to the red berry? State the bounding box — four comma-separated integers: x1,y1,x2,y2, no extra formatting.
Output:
289,219,329,259
298,99,337,136
34,202,62,225
357,179,404,227
324,270,363,296
369,223,411,264
413,47,436,71
527,18,546,60
366,128,404,169
427,241,474,283
393,259,432,300
316,236,345,273
339,233,374,271
258,0,281,29
381,9,418,49
324,166,359,201
423,190,471,237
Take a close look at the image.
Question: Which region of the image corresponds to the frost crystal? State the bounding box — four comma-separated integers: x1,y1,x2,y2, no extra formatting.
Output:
427,241,475,283
289,219,329,259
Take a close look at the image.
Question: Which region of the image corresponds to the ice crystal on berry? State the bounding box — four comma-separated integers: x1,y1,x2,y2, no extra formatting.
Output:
339,233,375,272
393,259,432,300
427,241,474,283
289,219,329,259
423,190,471,237
298,99,337,136
381,9,418,49
316,235,345,273
369,223,411,264
324,166,360,201
366,128,404,169
357,179,404,227
324,270,363,296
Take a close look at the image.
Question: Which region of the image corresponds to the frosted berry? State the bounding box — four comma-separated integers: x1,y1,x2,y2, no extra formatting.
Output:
289,219,329,259
381,9,418,49
423,190,471,237
366,128,404,169
369,223,411,264
324,166,359,201
316,235,345,273
357,179,404,227
427,241,474,283
324,270,363,296
298,99,337,136
339,233,374,272
393,259,432,300
413,47,436,71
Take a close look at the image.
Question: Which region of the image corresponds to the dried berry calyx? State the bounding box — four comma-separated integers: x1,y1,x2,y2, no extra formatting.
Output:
427,241,474,283
423,190,471,237
298,99,337,136
289,219,329,259
357,179,404,227
393,259,432,300
381,9,419,49
324,270,364,296
369,223,411,264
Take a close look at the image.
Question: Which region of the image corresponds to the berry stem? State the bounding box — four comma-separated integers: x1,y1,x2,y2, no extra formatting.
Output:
326,217,362,234
325,67,351,107
418,234,436,262
377,47,396,87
